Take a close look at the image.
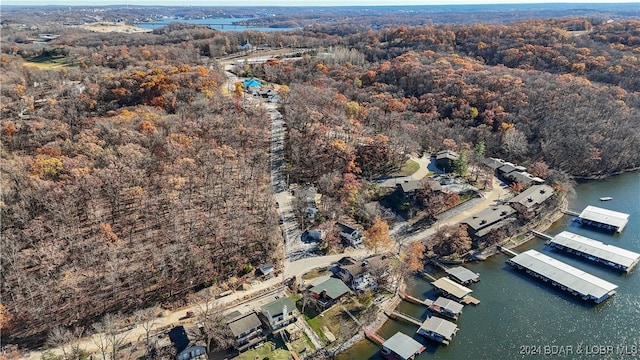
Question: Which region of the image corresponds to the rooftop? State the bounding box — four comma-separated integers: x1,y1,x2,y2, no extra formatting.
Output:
462,204,516,231
509,249,618,301
382,332,425,360
309,278,351,300
433,297,464,314
261,297,296,318
399,179,442,193
579,205,630,232
431,277,473,299
419,317,458,340
445,266,479,284
509,184,554,208
549,231,640,271
227,312,262,337
508,171,543,185
483,157,506,170
436,150,459,161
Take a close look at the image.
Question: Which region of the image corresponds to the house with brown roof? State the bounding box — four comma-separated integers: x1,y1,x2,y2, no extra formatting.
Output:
462,204,517,240
509,184,554,215
226,311,265,352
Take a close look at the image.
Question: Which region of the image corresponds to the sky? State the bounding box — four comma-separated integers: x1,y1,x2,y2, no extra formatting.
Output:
3,0,639,6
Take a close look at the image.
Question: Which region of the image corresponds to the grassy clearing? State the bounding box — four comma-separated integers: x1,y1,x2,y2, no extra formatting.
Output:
24,60,68,69
305,302,361,345
395,159,420,177
235,341,291,360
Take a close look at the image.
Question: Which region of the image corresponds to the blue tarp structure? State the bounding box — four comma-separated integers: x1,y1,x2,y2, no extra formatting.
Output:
243,78,261,88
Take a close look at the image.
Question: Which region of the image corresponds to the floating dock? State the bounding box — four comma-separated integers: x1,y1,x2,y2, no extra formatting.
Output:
577,205,629,233
507,249,618,303
429,297,464,320
547,231,640,273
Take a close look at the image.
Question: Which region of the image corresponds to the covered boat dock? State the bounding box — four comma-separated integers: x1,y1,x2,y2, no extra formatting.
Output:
417,317,458,345
507,249,618,303
547,231,640,272
381,332,426,360
431,277,480,305
445,266,480,285
577,205,629,233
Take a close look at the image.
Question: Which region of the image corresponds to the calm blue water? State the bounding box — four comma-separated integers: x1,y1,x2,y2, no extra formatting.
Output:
135,18,297,32
340,171,640,360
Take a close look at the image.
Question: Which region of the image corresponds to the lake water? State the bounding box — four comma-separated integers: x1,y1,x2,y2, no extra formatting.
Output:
135,18,297,32
339,171,640,360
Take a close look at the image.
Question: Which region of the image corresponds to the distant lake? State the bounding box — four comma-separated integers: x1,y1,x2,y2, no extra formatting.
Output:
339,171,640,360
135,18,298,32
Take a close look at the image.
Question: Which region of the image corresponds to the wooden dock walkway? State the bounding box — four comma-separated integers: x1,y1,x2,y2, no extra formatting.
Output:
364,327,385,345
386,310,423,326
417,269,438,282
399,289,433,306
562,209,580,217
498,246,519,257
531,230,553,240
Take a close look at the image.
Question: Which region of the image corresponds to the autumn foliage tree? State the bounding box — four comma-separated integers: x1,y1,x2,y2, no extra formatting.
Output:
364,217,394,254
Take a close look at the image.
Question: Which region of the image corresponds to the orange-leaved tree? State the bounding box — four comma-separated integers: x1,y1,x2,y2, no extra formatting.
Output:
364,217,394,254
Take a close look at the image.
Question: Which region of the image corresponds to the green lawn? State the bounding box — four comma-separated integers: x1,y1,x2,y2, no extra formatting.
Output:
235,341,291,360
395,159,420,177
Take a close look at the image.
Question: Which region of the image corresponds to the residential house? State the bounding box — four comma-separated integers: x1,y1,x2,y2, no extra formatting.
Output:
461,204,517,240
309,278,351,308
509,184,554,215
497,162,525,177
296,185,321,219
396,180,442,201
226,311,265,352
482,157,506,174
335,255,390,291
506,171,544,187
337,222,363,247
238,41,253,51
261,297,297,331
435,150,459,173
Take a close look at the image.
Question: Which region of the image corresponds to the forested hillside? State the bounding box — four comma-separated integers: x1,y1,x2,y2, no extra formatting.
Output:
1,26,281,347
253,19,640,179
1,15,639,350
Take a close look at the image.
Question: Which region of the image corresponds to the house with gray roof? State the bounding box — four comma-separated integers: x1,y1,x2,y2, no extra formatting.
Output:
509,184,554,214
226,311,265,352
435,150,459,172
462,204,517,240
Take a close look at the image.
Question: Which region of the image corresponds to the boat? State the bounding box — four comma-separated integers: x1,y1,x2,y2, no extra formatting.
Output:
599,197,613,201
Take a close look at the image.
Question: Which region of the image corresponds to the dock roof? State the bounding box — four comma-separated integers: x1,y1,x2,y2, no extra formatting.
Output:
420,317,458,340
509,249,618,301
431,277,472,299
550,231,640,270
227,312,261,337
445,266,479,284
382,332,425,360
433,297,464,314
579,205,630,232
